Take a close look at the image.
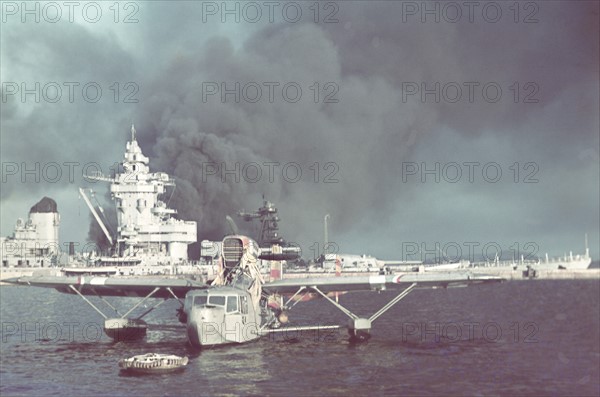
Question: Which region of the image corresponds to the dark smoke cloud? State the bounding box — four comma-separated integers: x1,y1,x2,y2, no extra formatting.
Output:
130,22,428,249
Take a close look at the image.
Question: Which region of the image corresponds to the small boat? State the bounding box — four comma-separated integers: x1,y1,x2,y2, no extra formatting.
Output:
118,353,189,374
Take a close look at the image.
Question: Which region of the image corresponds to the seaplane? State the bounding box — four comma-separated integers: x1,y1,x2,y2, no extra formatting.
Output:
6,235,503,347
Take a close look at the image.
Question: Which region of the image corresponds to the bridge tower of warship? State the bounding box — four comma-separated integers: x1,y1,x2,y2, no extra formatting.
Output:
237,198,300,262
84,126,197,265
238,198,285,248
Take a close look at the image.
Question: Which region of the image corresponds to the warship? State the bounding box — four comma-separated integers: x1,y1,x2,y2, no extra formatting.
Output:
0,197,60,268
74,126,204,276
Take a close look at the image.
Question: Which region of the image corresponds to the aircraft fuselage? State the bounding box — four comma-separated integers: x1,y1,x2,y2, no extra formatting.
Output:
184,287,263,347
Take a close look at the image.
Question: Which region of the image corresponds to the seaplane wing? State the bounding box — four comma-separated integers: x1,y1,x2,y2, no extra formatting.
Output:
5,276,207,298
5,271,501,298
263,271,502,295
3,235,505,347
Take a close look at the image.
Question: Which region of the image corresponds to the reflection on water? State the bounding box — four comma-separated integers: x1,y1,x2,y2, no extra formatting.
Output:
1,280,599,396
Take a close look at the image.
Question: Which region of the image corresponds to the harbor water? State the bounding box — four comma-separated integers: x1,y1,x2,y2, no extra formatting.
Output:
1,279,599,396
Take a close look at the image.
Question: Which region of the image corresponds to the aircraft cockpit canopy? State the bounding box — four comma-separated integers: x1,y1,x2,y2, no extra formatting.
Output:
192,293,241,314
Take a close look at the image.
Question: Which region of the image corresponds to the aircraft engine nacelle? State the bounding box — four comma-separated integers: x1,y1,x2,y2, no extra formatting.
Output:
222,235,260,269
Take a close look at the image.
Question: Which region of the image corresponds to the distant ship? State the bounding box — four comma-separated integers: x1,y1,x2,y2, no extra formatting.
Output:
0,197,60,268
534,249,591,270
470,237,592,271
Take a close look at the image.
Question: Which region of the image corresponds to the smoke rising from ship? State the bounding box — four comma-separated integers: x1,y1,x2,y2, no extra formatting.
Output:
126,24,429,253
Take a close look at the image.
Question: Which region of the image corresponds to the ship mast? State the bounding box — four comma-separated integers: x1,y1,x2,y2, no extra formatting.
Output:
237,198,285,247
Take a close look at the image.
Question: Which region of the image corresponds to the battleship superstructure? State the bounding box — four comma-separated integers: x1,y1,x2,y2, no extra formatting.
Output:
238,198,285,247
237,198,301,261
0,197,60,267
83,126,197,266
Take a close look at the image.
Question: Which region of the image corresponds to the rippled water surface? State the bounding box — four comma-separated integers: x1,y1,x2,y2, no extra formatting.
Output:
1,280,599,396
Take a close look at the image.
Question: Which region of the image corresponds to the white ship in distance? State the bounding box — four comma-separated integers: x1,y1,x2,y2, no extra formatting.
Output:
471,235,592,271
